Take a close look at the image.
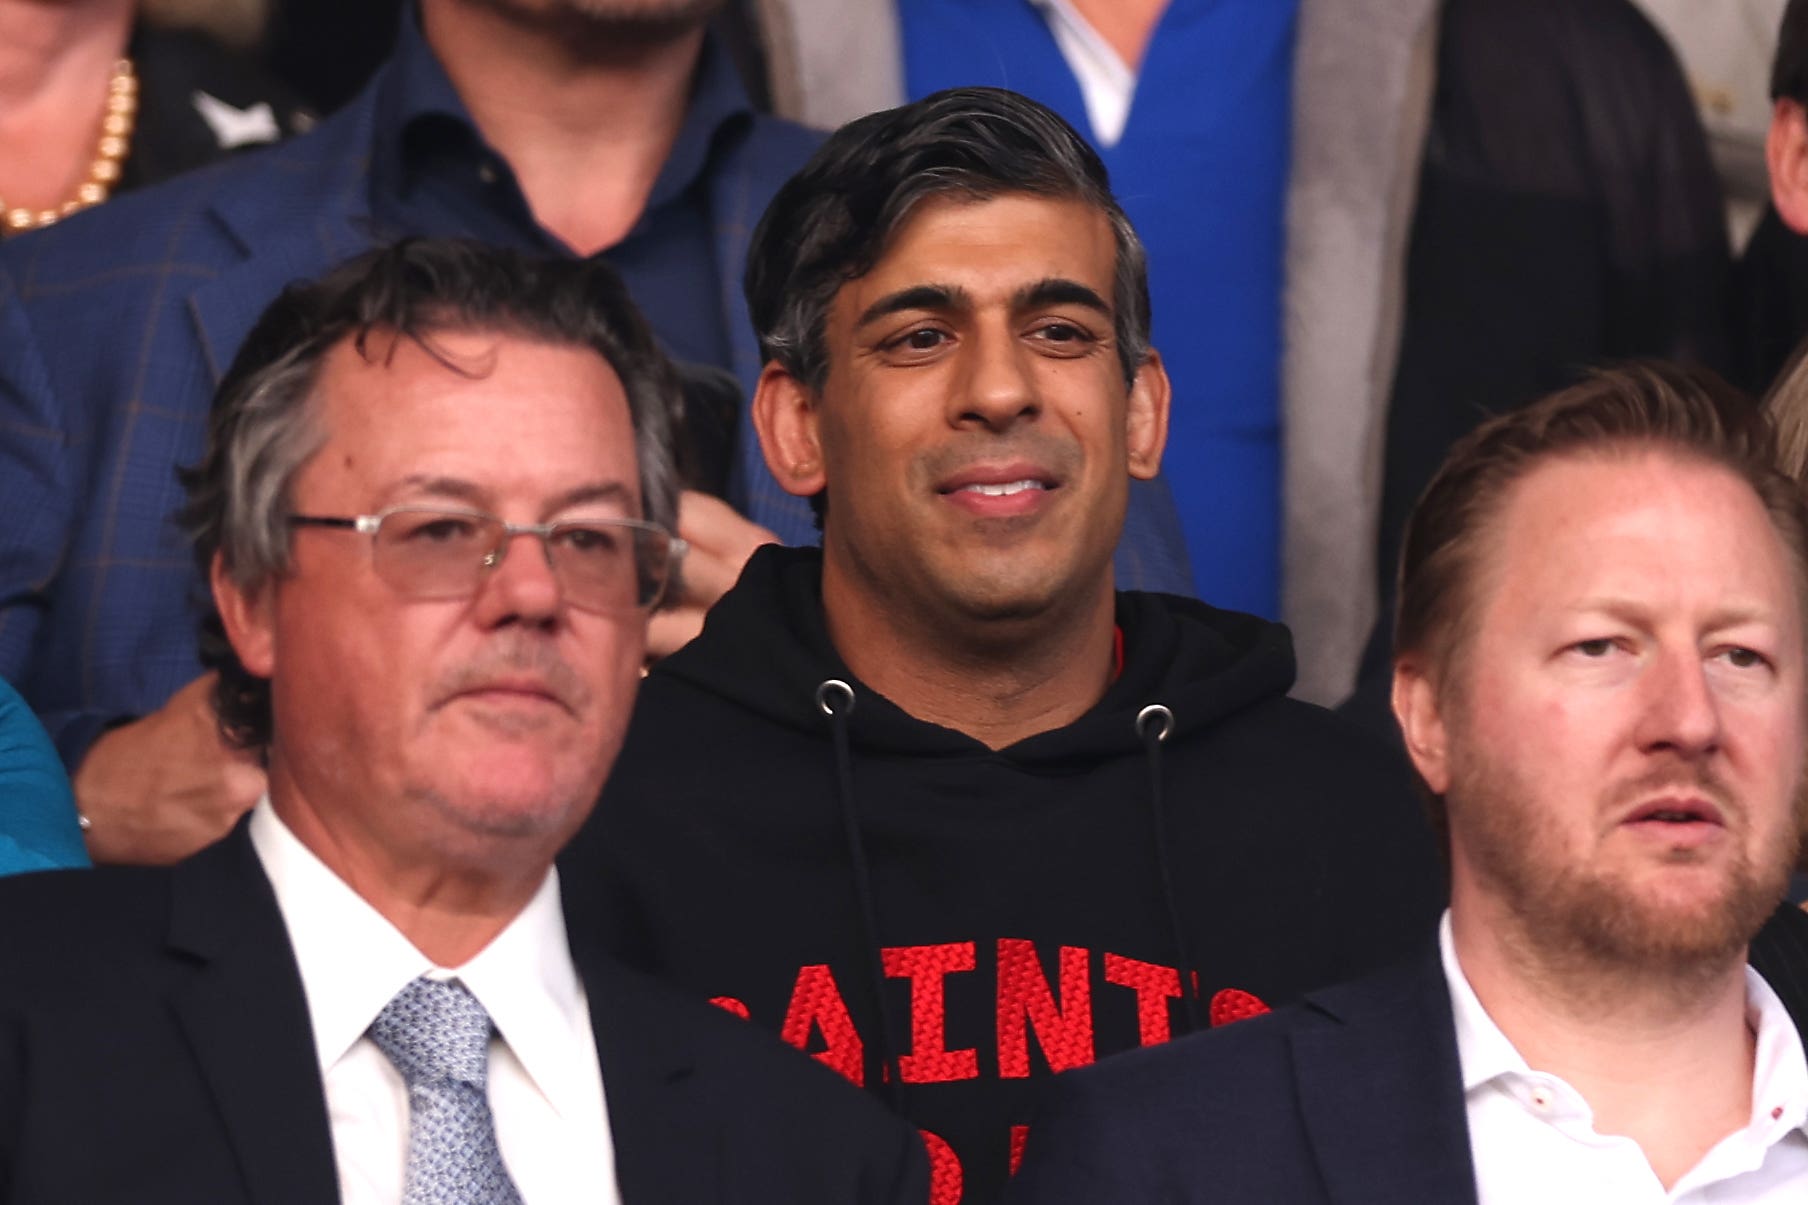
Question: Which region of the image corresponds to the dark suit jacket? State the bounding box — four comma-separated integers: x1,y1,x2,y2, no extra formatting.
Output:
0,43,820,767
1005,905,1808,1204
0,823,928,1204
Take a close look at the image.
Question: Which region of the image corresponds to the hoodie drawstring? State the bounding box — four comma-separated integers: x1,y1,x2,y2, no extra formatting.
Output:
1137,703,1205,1035
816,678,904,1108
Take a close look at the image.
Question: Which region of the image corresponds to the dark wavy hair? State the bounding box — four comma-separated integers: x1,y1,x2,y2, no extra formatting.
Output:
178,239,682,750
744,85,1152,394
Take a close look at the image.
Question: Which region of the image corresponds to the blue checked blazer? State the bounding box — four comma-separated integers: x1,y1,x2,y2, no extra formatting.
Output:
0,51,825,764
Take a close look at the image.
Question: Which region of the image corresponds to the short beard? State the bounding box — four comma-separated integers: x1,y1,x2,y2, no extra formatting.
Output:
461,0,725,42
1453,754,1799,1009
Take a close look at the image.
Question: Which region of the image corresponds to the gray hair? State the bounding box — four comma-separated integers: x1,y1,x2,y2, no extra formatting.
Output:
181,239,683,747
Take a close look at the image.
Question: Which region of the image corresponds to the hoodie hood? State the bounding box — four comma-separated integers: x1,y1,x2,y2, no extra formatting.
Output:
655,544,1298,759
583,545,1445,1205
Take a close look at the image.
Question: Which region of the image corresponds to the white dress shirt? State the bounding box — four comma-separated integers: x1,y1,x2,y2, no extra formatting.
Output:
1441,912,1808,1203
249,800,620,1205
1027,0,1136,146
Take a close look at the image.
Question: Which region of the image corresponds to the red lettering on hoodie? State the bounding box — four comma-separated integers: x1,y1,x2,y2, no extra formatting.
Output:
780,964,864,1086
884,942,980,1083
709,996,751,1020
1208,987,1273,1026
920,1128,963,1205
1103,953,1183,1046
1009,1124,1030,1175
995,940,1094,1077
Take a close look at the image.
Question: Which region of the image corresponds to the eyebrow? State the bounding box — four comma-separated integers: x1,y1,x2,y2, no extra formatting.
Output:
389,475,638,516
1014,277,1113,317
855,284,970,330
1567,597,1780,631
854,277,1113,331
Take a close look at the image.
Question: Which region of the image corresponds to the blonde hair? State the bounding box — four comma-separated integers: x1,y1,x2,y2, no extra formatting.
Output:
1399,362,1808,682
1765,339,1808,482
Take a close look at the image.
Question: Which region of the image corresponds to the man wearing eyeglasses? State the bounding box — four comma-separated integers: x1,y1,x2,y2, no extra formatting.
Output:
0,240,928,1204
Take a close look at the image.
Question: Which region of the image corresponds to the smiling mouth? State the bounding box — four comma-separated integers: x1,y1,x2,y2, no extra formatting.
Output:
950,479,1049,498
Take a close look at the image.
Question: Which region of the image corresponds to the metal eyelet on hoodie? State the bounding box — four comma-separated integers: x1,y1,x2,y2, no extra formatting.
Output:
816,678,855,718
1136,703,1174,743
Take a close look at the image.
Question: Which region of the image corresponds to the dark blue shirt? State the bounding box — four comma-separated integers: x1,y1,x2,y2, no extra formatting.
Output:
367,7,751,373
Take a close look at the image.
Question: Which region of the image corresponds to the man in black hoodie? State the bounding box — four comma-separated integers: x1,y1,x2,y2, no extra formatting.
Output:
560,86,1445,1205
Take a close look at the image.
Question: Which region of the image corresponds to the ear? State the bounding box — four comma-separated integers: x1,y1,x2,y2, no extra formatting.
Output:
1771,99,1808,235
211,551,276,680
750,361,828,499
1124,350,1170,482
1391,657,1451,795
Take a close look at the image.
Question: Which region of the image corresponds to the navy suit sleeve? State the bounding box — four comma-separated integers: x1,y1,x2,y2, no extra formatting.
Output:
0,1006,16,1203
1005,1064,1164,1205
882,1118,931,1205
1007,1012,1342,1205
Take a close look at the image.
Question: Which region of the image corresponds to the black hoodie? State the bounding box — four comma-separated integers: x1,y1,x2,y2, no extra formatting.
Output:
562,546,1444,1205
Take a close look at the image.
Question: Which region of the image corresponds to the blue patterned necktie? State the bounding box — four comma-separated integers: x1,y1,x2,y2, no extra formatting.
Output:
368,977,525,1205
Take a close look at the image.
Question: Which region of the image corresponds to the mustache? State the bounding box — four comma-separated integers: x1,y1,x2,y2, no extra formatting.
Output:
429,635,593,715
1605,760,1734,817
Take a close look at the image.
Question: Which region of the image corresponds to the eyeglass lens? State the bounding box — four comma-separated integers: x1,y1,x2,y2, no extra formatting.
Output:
371,510,672,610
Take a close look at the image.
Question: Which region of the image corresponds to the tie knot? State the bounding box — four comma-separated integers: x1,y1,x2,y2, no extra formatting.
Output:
369,977,494,1090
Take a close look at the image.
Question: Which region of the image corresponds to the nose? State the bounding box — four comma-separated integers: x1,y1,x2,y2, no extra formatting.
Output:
953,323,1039,430
472,529,562,628
1633,647,1723,759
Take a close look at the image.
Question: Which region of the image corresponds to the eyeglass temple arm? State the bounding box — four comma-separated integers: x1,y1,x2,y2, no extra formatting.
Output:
288,515,382,533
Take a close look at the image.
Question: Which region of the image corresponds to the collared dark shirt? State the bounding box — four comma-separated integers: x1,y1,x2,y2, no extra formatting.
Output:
366,7,748,374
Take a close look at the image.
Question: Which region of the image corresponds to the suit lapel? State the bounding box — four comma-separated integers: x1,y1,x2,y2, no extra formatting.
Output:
184,100,382,385
705,138,762,406
1752,902,1808,1038
166,823,341,1205
704,133,819,544
570,923,725,1205
1290,947,1479,1205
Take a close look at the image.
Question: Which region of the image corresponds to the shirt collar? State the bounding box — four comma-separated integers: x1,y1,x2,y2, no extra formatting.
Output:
371,2,753,232
374,2,473,176
1440,908,1808,1141
1440,910,1529,1095
1745,964,1808,1143
249,799,597,1121
644,33,752,216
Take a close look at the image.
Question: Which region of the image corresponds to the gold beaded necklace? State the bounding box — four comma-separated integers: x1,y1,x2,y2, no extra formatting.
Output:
2,57,137,236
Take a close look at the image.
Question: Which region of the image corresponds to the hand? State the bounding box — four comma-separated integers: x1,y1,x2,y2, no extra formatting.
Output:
72,672,266,865
647,491,778,661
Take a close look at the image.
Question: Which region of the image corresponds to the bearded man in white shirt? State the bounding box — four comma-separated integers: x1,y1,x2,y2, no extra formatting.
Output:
0,238,927,1205
1008,361,1808,1205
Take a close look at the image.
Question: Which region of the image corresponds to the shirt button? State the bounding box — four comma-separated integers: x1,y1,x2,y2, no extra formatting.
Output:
1531,1088,1552,1109
477,164,498,185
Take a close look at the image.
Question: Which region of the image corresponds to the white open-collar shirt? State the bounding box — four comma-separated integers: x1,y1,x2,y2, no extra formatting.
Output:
1442,911,1808,1203
249,800,621,1204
